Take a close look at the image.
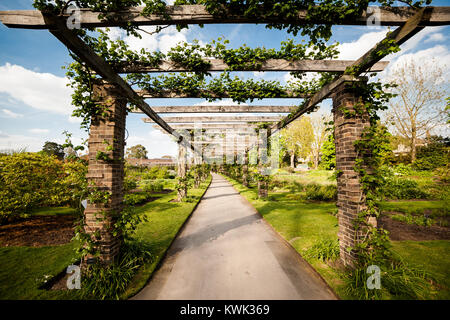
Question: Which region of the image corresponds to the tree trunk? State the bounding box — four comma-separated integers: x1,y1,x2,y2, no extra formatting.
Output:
411,127,417,163
290,152,295,168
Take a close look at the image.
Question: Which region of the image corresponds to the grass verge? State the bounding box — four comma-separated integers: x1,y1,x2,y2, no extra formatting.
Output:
222,174,450,300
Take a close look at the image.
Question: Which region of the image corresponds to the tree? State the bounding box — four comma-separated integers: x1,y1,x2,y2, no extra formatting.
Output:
309,113,332,169
126,144,148,159
281,116,314,168
386,58,448,162
320,134,336,170
41,141,64,160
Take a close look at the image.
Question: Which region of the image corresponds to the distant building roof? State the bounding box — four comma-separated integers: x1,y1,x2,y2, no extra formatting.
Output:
127,157,175,167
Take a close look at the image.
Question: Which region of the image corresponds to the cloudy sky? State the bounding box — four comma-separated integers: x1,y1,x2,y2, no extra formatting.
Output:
0,0,449,157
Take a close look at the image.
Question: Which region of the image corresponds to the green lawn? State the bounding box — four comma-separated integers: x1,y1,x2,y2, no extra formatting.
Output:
222,174,450,300
390,240,450,299
0,243,80,299
29,206,79,216
273,169,336,186
379,200,449,217
0,176,211,300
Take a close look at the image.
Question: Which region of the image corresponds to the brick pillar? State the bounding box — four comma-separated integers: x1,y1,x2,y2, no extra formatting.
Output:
84,80,127,265
332,80,371,267
177,142,187,201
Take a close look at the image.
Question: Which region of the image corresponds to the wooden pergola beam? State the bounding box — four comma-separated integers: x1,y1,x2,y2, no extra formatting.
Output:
131,105,294,113
113,59,389,73
154,123,260,130
272,6,433,133
153,125,257,134
40,14,198,154
1,6,449,29
137,89,308,99
143,116,283,123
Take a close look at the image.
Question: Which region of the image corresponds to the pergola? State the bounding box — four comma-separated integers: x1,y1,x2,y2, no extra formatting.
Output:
1,4,449,266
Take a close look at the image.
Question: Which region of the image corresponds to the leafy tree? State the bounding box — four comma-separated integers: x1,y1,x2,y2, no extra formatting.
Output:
319,134,335,170
42,141,65,160
310,113,332,169
281,116,314,168
386,58,448,162
126,144,148,159
413,135,450,170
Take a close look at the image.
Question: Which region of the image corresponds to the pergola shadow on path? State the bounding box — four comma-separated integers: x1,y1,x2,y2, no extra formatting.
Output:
1,4,449,267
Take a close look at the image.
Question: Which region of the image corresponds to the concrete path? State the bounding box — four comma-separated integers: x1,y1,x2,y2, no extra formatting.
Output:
132,174,337,300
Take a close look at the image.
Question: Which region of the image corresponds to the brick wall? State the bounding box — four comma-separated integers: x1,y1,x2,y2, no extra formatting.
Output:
84,81,127,264
332,80,370,266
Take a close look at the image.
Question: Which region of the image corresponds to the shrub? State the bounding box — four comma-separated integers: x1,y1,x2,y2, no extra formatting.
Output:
304,239,339,261
123,192,151,206
142,180,164,193
305,184,337,201
381,177,429,200
343,260,432,300
0,153,87,221
391,213,434,227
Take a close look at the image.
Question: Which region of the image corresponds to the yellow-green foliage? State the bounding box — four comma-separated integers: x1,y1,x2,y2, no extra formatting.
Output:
0,153,87,221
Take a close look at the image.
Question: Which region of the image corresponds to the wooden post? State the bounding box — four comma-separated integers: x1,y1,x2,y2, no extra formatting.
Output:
243,149,249,187
257,129,269,198
177,142,187,201
332,79,374,267
84,80,127,265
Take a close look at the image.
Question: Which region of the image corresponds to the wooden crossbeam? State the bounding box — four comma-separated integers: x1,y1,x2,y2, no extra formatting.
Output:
272,7,433,133
143,116,283,123
1,6,449,29
137,89,308,99
113,59,389,73
131,105,294,113
40,14,199,154
153,125,257,134
153,123,260,130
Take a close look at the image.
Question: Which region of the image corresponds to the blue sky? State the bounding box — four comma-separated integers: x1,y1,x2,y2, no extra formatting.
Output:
0,0,449,157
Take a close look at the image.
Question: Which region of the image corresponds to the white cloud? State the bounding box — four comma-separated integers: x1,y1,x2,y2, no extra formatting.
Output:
338,29,388,60
382,45,450,81
0,134,42,152
1,109,23,118
108,25,190,54
29,128,50,134
0,63,73,115
424,32,446,43
126,129,178,158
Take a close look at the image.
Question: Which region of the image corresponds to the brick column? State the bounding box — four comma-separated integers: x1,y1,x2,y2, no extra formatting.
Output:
177,142,187,201
332,79,371,267
84,80,127,265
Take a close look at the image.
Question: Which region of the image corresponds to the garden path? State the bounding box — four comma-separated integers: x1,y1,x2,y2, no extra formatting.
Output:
132,174,337,300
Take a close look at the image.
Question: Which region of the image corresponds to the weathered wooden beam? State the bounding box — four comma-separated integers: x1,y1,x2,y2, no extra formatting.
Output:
153,125,257,134
113,59,389,73
155,123,260,130
272,7,433,133
143,116,283,123
137,89,308,99
131,105,294,113
1,6,449,29
40,14,199,154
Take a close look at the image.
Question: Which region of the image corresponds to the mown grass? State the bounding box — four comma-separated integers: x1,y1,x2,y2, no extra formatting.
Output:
0,176,211,300
391,240,450,299
222,174,450,300
0,242,81,299
120,175,212,299
273,169,336,186
29,206,79,216
379,200,449,217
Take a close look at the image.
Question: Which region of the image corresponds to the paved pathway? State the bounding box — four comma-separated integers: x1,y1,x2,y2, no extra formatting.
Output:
132,174,337,300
